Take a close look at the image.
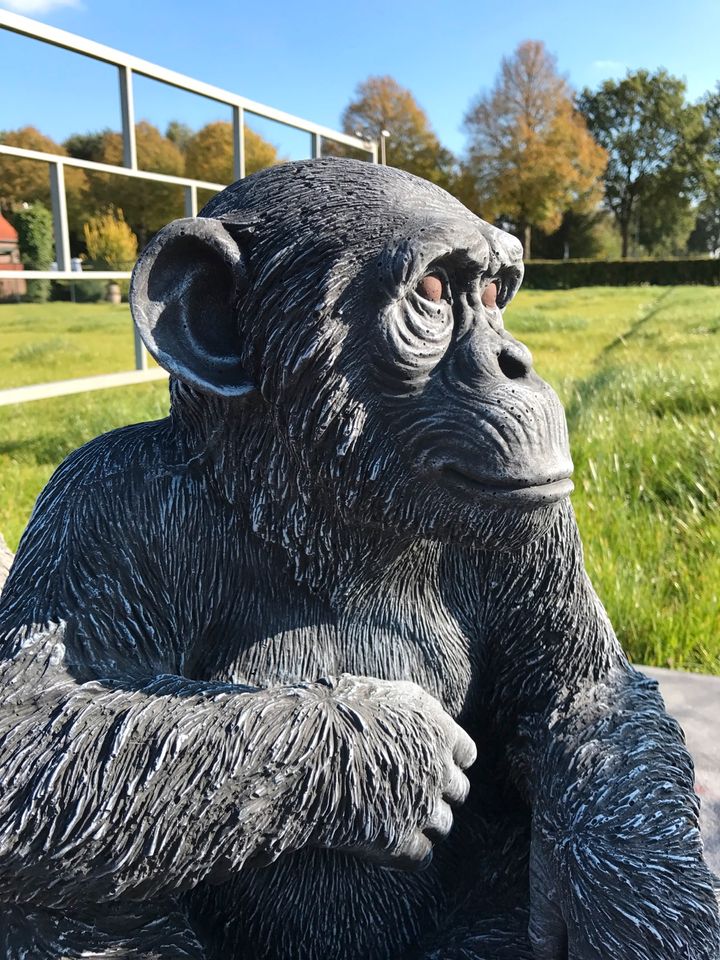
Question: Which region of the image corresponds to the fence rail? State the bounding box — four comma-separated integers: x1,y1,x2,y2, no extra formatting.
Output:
0,10,377,406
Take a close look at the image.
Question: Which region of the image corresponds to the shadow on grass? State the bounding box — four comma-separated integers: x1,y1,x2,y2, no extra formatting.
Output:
602,287,675,355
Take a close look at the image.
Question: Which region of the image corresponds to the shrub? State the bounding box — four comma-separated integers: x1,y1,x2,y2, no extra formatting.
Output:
523,258,720,289
83,208,138,297
13,204,54,303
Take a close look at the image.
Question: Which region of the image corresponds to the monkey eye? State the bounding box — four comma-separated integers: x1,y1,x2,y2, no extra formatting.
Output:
482,281,499,309
415,272,450,304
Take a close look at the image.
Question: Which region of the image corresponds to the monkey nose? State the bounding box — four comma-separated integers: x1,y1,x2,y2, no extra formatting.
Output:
496,339,533,381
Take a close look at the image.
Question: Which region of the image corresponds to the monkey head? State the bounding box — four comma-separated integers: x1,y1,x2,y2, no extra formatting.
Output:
130,159,572,554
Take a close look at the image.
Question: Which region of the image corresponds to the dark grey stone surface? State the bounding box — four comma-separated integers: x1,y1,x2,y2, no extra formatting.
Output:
643,667,720,875
0,159,717,959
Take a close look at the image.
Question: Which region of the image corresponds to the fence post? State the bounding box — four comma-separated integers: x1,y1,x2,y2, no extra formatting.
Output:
133,327,148,371
184,184,198,218
232,105,246,181
49,161,70,272
311,132,322,159
119,65,137,169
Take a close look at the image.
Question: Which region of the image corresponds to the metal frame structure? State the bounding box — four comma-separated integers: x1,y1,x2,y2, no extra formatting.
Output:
0,10,377,406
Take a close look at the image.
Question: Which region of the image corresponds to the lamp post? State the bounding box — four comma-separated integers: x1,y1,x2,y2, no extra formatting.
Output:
354,128,391,166
379,129,390,166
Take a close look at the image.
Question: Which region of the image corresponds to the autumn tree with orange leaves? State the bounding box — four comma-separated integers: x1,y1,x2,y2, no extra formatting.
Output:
463,41,606,259
339,76,456,192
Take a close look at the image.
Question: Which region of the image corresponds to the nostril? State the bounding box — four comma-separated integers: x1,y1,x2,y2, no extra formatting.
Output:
498,347,529,380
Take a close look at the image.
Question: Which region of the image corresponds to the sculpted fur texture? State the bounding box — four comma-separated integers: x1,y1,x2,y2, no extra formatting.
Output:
0,159,717,959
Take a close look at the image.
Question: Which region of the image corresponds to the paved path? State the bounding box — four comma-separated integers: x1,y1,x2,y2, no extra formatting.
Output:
643,667,720,875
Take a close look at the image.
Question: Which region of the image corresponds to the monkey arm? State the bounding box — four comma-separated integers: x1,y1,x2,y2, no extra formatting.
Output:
487,506,720,957
0,623,338,906
0,625,473,909
0,431,473,907
527,664,719,959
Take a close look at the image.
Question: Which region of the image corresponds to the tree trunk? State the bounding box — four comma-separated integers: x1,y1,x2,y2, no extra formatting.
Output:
523,223,532,260
621,220,630,259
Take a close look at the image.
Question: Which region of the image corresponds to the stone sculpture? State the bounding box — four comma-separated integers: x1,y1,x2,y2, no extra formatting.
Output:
0,159,717,959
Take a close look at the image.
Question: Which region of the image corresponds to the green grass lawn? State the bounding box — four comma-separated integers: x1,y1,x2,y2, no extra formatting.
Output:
0,302,138,388
1,288,719,672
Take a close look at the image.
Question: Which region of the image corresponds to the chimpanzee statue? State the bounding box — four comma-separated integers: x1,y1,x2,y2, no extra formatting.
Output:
0,159,717,960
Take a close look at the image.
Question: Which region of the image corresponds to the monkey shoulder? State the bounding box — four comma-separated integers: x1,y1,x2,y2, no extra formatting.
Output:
0,418,241,665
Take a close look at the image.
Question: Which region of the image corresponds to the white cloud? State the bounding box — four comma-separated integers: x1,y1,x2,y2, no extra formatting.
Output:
592,59,627,72
1,0,81,15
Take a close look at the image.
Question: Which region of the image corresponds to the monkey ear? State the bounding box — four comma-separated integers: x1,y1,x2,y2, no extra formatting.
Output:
130,217,256,397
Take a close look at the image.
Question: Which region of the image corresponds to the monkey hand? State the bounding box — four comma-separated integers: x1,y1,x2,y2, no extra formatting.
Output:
526,680,720,960
527,812,720,960
305,675,477,870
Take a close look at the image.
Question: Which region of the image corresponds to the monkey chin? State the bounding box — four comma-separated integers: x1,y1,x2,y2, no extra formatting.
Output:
401,460,575,552
447,497,570,553
355,482,572,554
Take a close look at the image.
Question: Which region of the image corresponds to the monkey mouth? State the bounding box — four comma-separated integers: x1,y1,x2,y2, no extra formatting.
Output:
438,465,574,506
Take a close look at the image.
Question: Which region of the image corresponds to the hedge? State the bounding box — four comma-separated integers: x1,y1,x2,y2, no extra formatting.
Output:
523,258,720,289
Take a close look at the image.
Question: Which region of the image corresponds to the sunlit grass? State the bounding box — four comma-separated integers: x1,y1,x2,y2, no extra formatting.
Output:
1,287,719,672
507,286,720,673
0,301,137,387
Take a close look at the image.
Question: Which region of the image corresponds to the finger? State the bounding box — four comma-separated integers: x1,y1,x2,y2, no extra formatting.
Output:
452,727,477,769
424,800,453,841
443,765,471,806
381,830,434,873
427,710,477,770
339,830,434,874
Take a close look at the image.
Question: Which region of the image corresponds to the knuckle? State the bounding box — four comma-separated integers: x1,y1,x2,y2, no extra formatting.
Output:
453,730,477,769
443,766,471,805
425,800,453,838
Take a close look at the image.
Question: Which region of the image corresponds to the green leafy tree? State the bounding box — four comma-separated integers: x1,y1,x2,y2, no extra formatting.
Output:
533,209,621,260
64,130,109,162
165,121,194,153
338,76,457,191
578,70,709,257
463,41,606,259
13,203,53,302
688,86,720,255
184,121,279,182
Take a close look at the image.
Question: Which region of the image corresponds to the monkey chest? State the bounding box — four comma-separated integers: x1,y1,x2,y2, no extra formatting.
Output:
200,588,478,719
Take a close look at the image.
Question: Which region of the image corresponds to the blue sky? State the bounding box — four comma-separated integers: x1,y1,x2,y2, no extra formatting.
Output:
1,0,719,158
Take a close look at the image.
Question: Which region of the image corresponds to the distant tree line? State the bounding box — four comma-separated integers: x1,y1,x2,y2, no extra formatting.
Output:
1,41,719,269
332,45,720,260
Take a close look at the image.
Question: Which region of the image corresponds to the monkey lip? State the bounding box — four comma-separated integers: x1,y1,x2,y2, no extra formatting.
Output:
438,465,574,505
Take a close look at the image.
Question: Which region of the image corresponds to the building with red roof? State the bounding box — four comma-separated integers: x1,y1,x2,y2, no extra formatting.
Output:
0,213,27,299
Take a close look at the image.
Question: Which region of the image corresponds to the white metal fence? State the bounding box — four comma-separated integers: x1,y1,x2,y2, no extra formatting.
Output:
0,10,376,407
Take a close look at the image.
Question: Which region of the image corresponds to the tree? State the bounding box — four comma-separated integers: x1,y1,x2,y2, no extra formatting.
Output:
463,41,606,259
76,121,185,246
688,207,720,256
64,130,110,162
83,207,138,298
338,76,457,191
688,86,720,256
83,208,138,271
184,121,279,183
0,127,86,220
578,70,709,258
13,203,53,302
165,121,193,153
532,209,621,260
